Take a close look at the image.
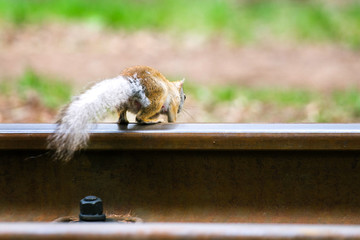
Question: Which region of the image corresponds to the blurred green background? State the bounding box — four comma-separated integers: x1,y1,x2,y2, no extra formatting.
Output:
1,0,360,46
0,0,360,123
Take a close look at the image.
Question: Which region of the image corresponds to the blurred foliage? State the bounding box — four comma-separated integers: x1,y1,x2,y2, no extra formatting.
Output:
0,0,360,47
2,71,360,122
333,89,360,117
0,81,12,95
186,82,316,106
2,69,73,109
18,69,72,109
185,82,360,122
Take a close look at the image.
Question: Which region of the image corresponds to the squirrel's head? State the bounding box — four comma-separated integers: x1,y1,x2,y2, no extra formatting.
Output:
174,79,186,114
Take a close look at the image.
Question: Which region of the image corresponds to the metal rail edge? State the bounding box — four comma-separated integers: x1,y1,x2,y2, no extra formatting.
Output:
1,223,360,239
0,123,360,150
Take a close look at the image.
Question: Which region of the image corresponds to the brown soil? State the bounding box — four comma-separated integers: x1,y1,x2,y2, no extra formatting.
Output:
1,23,360,90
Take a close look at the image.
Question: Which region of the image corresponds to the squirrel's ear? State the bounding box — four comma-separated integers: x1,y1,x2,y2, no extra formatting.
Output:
175,78,185,89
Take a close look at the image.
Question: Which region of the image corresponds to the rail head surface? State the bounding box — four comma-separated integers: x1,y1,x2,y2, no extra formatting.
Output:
0,123,360,150
1,223,360,240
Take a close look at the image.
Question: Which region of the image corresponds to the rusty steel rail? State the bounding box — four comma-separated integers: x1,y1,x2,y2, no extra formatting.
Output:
1,123,360,150
2,123,360,239
1,223,360,240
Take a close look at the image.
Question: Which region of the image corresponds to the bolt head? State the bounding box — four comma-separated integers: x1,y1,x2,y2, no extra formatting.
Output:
79,196,106,221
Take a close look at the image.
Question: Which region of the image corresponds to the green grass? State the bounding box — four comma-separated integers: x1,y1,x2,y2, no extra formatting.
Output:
3,69,73,109
185,82,360,122
0,81,12,95
186,83,316,107
333,89,360,117
0,0,360,47
2,70,360,122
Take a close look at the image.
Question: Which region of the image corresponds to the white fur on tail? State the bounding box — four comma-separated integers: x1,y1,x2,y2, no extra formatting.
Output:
48,76,148,161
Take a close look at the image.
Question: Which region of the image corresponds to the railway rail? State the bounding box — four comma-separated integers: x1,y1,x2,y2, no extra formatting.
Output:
0,123,360,239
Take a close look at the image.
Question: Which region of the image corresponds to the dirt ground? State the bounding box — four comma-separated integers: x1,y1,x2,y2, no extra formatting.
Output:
1,23,360,123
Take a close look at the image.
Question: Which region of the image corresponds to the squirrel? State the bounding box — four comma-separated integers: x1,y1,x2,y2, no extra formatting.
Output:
47,65,186,161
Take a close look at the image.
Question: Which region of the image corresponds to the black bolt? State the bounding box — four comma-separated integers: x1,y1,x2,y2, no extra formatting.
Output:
79,196,106,221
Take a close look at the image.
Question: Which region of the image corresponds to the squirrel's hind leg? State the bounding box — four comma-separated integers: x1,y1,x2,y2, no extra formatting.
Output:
136,115,163,125
135,108,163,125
117,108,129,124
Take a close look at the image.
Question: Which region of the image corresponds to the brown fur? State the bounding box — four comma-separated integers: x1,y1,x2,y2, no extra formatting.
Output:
120,66,184,124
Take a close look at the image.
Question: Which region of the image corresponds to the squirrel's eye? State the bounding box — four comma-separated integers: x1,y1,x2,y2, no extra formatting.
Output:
184,94,187,100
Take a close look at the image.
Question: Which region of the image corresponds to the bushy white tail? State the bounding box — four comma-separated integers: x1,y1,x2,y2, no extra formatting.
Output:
47,76,148,161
